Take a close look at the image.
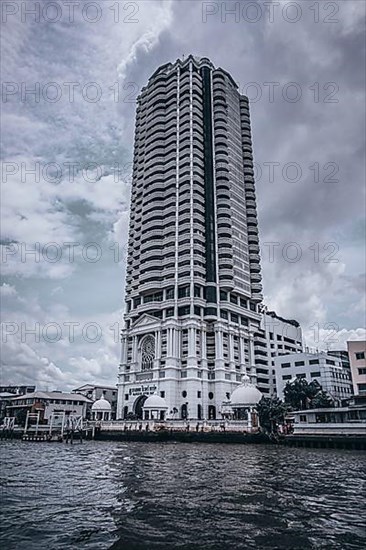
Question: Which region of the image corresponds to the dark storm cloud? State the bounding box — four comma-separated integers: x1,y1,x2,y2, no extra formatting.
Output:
1,0,364,387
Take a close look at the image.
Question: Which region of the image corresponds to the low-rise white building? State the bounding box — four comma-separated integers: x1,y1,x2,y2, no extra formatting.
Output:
6,391,92,423
72,384,118,419
274,352,353,403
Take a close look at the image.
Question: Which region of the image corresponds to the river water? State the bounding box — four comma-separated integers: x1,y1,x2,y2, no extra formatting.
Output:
1,440,365,549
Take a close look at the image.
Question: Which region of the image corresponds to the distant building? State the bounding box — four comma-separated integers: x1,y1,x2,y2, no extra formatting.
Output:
6,391,92,423
72,384,117,419
347,341,366,396
0,392,16,419
327,349,351,370
254,310,303,396
0,385,35,395
274,351,353,403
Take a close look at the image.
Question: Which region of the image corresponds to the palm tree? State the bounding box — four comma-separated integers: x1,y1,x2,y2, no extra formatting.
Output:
257,397,288,434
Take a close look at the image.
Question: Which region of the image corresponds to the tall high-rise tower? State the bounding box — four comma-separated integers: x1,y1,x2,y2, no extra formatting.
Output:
117,56,263,421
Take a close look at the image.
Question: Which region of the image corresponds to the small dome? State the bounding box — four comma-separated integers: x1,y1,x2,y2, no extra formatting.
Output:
91,396,111,411
143,394,168,410
230,376,262,406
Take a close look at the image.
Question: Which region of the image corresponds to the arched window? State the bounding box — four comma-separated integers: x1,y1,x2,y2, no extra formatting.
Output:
181,404,188,419
140,334,155,371
208,405,216,420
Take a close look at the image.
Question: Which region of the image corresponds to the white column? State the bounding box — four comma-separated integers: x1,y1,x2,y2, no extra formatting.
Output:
132,336,138,364
188,328,196,357
248,332,256,379
172,328,177,357
228,333,234,367
239,335,246,371
120,335,127,365
155,330,161,359
247,407,252,430
167,328,172,357
202,330,207,360
217,330,224,360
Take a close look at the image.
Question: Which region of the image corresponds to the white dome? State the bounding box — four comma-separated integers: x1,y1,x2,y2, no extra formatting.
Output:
91,396,111,411
230,376,262,406
143,394,168,410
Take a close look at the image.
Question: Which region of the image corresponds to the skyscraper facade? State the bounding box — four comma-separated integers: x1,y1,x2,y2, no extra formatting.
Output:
117,56,263,420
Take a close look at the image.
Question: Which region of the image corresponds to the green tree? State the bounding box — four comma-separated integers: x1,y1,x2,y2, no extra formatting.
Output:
257,397,288,434
284,378,334,410
283,378,310,410
311,389,333,409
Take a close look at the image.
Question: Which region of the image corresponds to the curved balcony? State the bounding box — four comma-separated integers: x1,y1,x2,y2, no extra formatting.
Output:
162,266,176,277
248,235,259,247
250,273,262,282
251,283,263,293
249,253,261,263
141,229,164,241
139,281,163,293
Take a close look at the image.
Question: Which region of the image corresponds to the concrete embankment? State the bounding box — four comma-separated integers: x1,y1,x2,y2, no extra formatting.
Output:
94,429,270,444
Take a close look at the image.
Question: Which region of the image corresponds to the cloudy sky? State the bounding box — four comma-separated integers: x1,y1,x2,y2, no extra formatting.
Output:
1,0,365,390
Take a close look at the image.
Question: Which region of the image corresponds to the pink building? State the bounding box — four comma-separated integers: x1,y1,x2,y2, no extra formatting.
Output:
347,341,366,396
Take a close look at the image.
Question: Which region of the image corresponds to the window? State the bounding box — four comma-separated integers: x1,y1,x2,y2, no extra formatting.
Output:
194,285,201,298
125,394,129,400
205,307,217,316
166,308,174,317
230,294,238,304
208,392,214,400
326,359,335,365
166,287,174,300
220,290,228,301
357,383,366,392
178,286,190,298
220,310,228,320
356,352,365,360
231,313,238,323
296,373,306,379
358,368,366,375
282,375,292,380
281,363,291,368
311,371,321,378
182,391,187,398
160,391,165,398
295,361,305,367
299,415,307,423
178,306,190,316
141,335,155,371
194,306,201,316
197,391,201,398
309,359,319,365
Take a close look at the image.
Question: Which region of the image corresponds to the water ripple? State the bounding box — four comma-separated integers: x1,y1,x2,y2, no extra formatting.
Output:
0,441,365,549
